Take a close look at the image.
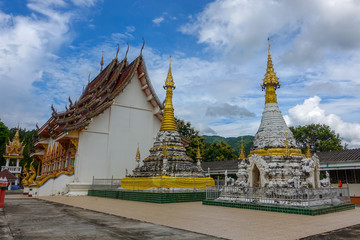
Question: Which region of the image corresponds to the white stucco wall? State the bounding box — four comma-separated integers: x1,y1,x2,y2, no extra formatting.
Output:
75,74,161,184
30,174,75,196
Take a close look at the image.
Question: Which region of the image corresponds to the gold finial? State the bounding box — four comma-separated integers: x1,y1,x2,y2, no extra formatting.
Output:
14,128,20,142
136,143,140,159
262,38,281,104
238,136,246,160
162,139,168,158
100,52,104,71
164,56,175,89
196,144,202,160
115,43,119,60
160,57,177,131
306,136,312,158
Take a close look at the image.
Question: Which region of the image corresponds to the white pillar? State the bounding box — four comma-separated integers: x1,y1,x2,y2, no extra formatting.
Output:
16,159,20,167
5,159,9,167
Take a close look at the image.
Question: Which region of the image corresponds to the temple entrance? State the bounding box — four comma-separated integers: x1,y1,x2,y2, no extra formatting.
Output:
252,165,261,187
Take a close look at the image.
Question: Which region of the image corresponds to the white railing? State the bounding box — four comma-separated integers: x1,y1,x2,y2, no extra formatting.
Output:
91,177,122,190
206,185,351,208
1,166,22,173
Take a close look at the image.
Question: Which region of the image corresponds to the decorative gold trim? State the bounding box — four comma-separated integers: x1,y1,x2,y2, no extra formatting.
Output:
249,148,304,157
69,138,79,150
150,145,185,150
144,156,192,160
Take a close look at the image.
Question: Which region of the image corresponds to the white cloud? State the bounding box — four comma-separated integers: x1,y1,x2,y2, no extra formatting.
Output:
181,0,360,64
285,96,360,148
152,16,164,26
0,0,97,129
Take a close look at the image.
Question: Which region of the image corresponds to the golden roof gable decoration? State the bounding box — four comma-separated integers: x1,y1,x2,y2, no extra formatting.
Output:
5,128,25,157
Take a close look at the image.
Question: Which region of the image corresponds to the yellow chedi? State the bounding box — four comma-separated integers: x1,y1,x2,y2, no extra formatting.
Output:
160,57,178,131
121,58,214,190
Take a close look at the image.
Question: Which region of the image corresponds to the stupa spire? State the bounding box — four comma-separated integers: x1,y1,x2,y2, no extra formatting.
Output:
160,57,177,131
306,136,312,158
262,38,281,104
196,144,202,160
238,137,246,160
136,144,140,159
135,144,141,168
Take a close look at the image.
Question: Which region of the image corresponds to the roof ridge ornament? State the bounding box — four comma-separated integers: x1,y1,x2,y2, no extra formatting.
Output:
124,42,129,60
100,52,104,71
115,43,119,60
140,37,145,56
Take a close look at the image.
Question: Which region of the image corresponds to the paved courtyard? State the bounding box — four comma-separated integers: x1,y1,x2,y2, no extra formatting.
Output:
1,194,360,240
1,198,220,240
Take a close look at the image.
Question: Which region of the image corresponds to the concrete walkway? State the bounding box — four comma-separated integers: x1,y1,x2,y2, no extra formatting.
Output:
38,196,360,240
2,198,221,240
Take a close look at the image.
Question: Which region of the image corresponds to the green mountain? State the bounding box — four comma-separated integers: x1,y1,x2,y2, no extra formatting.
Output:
202,135,254,157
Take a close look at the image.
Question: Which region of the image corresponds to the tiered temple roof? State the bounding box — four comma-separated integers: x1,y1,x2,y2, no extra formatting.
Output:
37,50,163,139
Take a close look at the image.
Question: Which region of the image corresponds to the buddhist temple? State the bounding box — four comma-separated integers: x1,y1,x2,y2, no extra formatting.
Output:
2,127,24,188
121,59,214,190
235,39,321,189
30,43,163,196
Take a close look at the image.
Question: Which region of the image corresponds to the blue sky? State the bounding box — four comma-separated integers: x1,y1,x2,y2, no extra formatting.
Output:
1,0,360,148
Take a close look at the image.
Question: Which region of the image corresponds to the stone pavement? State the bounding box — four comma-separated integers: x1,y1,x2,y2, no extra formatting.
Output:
1,198,221,240
38,195,360,240
301,224,360,239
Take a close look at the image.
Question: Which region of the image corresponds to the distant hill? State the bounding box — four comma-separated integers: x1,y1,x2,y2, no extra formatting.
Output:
202,135,254,157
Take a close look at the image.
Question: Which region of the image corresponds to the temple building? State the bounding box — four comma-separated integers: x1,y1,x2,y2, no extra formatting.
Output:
30,44,163,196
2,128,24,188
236,40,320,189
121,59,214,190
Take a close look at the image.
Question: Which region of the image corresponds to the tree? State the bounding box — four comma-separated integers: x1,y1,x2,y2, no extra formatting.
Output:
289,124,343,153
175,118,206,160
175,118,236,162
0,121,10,166
203,140,236,162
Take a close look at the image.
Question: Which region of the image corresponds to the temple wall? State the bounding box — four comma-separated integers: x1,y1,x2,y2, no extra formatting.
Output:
30,174,74,196
74,73,161,184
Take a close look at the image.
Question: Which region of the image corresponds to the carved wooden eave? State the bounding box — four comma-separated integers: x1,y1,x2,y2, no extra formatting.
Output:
137,57,163,121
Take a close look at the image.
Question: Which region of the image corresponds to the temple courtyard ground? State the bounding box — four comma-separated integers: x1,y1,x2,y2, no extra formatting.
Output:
1,194,360,239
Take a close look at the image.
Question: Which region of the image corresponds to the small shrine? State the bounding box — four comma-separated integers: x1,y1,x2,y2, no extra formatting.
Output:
121,59,214,190
2,127,24,188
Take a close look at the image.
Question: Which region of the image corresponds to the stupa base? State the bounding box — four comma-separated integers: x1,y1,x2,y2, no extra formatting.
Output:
203,200,355,216
88,189,210,203
121,176,214,190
